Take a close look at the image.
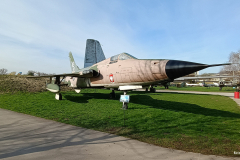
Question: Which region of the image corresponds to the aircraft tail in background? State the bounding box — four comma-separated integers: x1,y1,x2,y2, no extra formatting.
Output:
69,52,81,73
84,39,106,68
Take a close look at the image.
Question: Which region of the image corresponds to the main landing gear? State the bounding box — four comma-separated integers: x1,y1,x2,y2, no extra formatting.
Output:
53,76,65,100
109,90,116,99
55,93,62,100
164,84,169,89
150,86,156,93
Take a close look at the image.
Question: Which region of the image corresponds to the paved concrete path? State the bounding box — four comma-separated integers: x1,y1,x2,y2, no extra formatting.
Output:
0,108,239,160
151,90,240,106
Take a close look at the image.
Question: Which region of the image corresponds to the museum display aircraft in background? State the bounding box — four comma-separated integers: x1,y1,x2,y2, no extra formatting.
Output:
173,75,239,89
186,83,201,87
27,39,230,100
174,75,238,82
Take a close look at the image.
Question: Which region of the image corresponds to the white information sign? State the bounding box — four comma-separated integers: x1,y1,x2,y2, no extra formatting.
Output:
120,95,130,103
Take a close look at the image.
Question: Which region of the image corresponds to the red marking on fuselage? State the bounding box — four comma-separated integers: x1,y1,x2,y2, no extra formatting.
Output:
109,74,114,82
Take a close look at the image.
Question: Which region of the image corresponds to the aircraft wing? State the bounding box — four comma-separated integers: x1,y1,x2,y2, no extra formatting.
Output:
27,69,98,78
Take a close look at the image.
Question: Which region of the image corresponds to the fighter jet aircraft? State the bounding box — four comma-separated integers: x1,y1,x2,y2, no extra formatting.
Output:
28,39,230,100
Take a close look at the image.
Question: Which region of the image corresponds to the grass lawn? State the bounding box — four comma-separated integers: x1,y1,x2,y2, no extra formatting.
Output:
1,89,240,157
157,86,236,92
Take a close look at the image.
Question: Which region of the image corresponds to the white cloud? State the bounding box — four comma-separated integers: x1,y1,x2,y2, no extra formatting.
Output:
0,0,143,74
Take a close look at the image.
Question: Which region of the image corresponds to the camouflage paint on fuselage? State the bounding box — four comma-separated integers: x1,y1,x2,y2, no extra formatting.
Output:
65,53,170,89
27,39,230,97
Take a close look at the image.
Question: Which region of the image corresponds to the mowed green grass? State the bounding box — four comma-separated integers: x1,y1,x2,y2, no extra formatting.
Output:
1,89,240,157
157,86,236,92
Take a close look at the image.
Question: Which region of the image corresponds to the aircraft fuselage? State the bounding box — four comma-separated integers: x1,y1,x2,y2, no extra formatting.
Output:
65,58,169,89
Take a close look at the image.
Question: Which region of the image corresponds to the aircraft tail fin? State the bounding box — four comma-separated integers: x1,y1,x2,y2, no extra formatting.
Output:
84,39,106,68
69,52,81,73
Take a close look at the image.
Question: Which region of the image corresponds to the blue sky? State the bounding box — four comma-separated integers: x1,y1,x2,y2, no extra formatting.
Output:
0,0,240,74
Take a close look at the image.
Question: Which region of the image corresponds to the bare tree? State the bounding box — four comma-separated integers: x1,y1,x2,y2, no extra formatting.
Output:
220,50,240,76
0,68,8,75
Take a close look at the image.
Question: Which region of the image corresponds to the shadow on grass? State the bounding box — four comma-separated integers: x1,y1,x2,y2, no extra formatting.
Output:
64,91,240,118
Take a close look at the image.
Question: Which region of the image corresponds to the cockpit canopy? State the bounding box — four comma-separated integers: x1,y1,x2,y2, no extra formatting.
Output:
110,53,137,62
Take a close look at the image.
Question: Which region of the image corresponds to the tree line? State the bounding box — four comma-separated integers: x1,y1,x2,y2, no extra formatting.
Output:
0,69,55,76
0,68,7,75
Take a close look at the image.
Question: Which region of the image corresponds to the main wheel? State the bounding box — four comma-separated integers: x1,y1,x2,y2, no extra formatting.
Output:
150,88,156,93
109,91,115,99
109,93,113,99
55,93,62,100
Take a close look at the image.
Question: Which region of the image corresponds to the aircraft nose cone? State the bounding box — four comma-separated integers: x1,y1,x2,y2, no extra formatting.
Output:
165,60,208,80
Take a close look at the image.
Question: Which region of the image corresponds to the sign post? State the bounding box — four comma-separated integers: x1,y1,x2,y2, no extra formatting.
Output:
120,92,129,109
120,92,130,126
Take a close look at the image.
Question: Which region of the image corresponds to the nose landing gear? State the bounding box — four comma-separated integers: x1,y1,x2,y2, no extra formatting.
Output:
150,86,156,93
